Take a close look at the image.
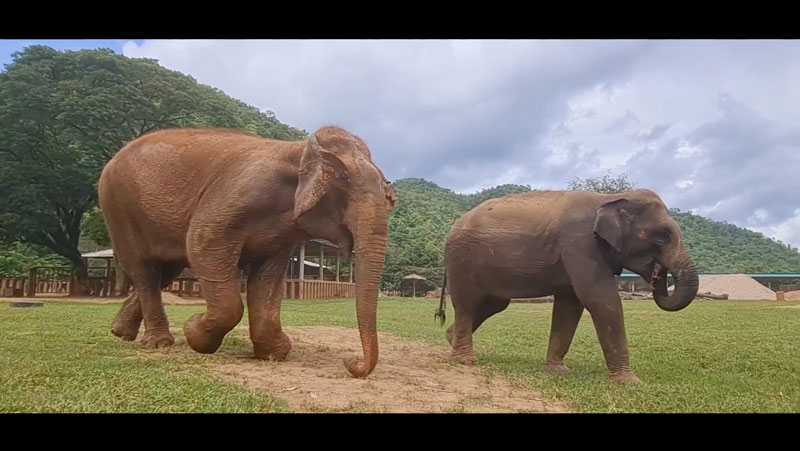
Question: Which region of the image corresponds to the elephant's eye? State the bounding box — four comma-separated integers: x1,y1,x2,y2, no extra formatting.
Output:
653,230,671,246
338,173,351,184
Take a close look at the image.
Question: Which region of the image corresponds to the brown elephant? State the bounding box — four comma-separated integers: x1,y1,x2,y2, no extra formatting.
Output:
434,189,699,384
98,126,395,378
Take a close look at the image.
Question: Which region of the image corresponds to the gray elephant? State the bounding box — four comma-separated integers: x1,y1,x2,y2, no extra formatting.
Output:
434,189,699,384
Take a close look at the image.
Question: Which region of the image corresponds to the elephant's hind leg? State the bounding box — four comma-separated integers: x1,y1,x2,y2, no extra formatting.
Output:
111,263,185,342
472,296,510,331
111,291,142,341
246,245,294,361
449,295,510,365
123,261,175,348
449,307,478,365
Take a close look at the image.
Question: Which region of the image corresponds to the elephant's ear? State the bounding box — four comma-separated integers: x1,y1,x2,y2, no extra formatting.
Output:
293,134,348,220
593,198,633,253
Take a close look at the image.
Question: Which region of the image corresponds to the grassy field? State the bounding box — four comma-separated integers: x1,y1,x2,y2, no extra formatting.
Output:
2,298,799,412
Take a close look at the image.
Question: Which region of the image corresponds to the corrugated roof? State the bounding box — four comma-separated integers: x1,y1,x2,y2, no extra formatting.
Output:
81,249,114,258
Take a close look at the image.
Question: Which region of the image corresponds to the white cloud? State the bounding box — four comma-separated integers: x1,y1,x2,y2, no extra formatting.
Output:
122,40,800,248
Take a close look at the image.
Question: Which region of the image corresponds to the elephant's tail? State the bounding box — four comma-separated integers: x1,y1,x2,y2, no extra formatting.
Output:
434,272,447,326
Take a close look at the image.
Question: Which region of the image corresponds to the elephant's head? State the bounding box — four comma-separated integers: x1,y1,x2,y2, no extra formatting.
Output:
292,126,396,378
593,189,699,311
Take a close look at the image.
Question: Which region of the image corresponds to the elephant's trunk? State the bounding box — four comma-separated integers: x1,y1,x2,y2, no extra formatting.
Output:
343,209,388,378
651,247,699,312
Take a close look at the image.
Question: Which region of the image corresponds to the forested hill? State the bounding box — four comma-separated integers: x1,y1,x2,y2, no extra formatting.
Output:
382,178,800,289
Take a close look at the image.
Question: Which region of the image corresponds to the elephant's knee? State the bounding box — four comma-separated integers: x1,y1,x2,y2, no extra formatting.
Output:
213,303,244,331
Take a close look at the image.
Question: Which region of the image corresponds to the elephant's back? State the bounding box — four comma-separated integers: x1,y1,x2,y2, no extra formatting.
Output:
447,190,601,251
99,129,274,233
103,128,270,197
455,191,572,228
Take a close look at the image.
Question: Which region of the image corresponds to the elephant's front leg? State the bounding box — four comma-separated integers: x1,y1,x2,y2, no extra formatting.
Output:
565,256,641,384
545,291,584,374
586,297,640,384
184,271,244,353
183,234,244,354
246,246,294,361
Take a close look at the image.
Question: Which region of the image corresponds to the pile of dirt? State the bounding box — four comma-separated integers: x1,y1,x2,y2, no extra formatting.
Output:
424,288,445,299
198,325,569,413
784,290,800,301
160,292,204,305
696,274,776,301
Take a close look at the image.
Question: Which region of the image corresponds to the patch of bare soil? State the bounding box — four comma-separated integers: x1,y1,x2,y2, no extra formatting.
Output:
160,292,205,305
0,292,206,305
192,326,568,413
784,290,800,301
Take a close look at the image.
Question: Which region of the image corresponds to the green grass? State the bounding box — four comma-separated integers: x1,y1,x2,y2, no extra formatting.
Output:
2,298,800,412
0,303,288,413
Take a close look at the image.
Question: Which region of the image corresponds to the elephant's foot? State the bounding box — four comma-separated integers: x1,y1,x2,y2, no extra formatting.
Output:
253,332,292,361
544,361,571,374
451,350,478,366
445,324,454,346
610,371,642,385
141,329,175,349
184,313,225,354
111,318,141,341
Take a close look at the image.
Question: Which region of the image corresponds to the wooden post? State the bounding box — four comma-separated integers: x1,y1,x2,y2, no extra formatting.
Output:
776,291,786,302
105,258,112,297
348,258,353,283
26,267,36,297
336,253,340,282
298,241,306,299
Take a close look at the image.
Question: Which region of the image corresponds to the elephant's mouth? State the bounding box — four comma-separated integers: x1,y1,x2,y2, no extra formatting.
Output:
649,261,668,290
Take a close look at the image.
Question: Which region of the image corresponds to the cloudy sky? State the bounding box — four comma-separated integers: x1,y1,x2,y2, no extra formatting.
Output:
3,40,799,247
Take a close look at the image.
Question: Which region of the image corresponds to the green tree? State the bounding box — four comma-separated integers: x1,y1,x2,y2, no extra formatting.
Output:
567,171,636,194
81,207,110,247
0,242,67,278
0,46,304,293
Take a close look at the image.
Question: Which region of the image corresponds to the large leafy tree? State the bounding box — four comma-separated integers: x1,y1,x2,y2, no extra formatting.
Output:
0,46,304,293
566,171,636,194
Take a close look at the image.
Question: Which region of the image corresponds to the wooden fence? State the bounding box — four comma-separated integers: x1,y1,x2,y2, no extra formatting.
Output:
2,266,355,300
169,278,355,300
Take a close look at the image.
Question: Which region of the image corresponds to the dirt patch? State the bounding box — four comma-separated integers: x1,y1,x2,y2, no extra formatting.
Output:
697,274,777,301
192,326,568,413
0,292,206,305
784,290,800,301
160,292,205,305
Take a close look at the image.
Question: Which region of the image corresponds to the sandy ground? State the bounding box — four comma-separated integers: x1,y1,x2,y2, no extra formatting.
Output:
146,325,570,413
